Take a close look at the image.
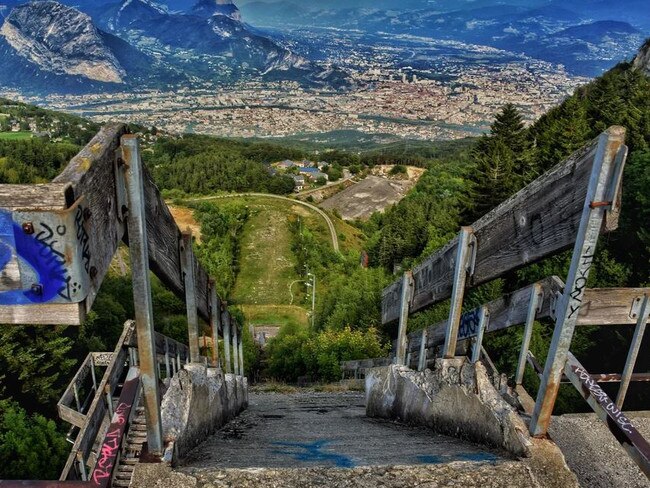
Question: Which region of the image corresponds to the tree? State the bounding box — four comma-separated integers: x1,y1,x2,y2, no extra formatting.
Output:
468,104,531,219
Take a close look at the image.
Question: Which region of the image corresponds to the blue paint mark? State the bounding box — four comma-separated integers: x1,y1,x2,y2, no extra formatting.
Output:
416,452,499,465
271,440,355,468
0,209,68,305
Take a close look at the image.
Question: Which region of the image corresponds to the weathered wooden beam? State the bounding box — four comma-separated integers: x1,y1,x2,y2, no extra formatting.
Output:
404,280,648,358
0,124,218,325
382,129,624,324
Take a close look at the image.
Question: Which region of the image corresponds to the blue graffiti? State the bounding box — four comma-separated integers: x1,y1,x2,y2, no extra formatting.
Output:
0,209,68,305
416,452,500,464
271,440,355,468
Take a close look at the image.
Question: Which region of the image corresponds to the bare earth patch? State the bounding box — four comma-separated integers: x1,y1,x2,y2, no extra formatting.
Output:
319,166,424,221
168,204,202,243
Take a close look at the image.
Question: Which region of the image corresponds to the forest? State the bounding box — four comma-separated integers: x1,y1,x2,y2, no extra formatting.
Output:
0,51,649,478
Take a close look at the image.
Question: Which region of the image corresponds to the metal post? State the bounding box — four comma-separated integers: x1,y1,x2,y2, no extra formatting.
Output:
122,134,163,455
73,382,81,411
222,309,232,374
76,451,87,481
176,351,181,372
395,271,413,365
616,294,649,409
417,328,428,371
471,306,489,363
180,231,200,363
515,284,542,385
105,384,113,417
530,128,626,437
238,336,244,376
164,337,171,379
210,283,221,368
442,227,474,358
232,322,240,376
310,274,316,328
90,356,97,391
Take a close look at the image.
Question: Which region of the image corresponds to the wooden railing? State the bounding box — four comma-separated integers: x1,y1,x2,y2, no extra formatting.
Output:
0,124,246,463
377,127,649,477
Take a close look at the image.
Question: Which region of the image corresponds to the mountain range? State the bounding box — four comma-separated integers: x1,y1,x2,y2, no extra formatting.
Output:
0,0,342,94
239,0,649,76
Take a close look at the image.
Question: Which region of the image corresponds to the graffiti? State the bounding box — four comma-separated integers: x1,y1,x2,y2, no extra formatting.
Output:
114,401,130,425
0,209,70,305
92,428,121,484
457,309,481,341
91,400,132,485
416,452,499,464
568,247,595,319
75,206,92,273
572,365,635,434
271,440,355,468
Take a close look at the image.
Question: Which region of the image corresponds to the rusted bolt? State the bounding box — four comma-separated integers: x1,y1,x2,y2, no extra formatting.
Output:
31,283,43,295
116,156,125,167
90,266,98,279
83,208,92,221
22,222,34,234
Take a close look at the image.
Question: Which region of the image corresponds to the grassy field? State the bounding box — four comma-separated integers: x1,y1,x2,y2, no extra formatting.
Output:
0,131,33,140
232,205,299,305
168,194,366,328
239,304,309,328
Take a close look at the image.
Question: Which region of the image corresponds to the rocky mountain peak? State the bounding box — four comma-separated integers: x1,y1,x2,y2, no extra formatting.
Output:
633,38,650,75
192,0,241,21
0,1,125,83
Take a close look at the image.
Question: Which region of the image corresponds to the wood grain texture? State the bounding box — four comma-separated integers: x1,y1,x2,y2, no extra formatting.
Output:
1,126,218,325
382,129,627,324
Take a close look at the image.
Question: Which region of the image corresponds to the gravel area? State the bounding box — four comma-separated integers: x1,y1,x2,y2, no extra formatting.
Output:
549,412,650,488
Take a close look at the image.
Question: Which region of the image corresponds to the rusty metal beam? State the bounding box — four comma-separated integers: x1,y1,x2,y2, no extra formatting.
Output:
442,227,474,358
531,127,627,437
395,271,413,365
617,294,649,408
122,135,163,455
564,353,650,478
180,231,200,362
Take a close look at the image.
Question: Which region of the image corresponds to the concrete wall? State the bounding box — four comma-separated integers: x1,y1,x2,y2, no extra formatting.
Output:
365,359,531,457
161,364,248,461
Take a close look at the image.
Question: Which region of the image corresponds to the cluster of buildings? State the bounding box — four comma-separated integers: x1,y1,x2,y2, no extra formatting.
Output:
273,159,329,191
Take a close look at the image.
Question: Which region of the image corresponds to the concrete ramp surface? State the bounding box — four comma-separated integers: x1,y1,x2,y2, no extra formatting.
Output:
177,391,505,469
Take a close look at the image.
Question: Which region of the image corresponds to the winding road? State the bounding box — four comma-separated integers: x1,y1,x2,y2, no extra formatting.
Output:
188,193,340,253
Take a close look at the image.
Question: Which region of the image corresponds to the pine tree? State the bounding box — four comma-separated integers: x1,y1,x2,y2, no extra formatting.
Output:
468,104,531,219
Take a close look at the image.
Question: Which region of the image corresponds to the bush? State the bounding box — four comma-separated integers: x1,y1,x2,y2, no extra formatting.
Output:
389,164,408,175
265,324,389,383
0,401,69,479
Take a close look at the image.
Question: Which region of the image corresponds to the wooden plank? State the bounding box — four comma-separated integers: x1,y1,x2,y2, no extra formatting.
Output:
0,183,69,211
0,126,214,325
0,303,83,325
405,281,649,358
576,288,648,326
382,131,623,324
53,124,128,314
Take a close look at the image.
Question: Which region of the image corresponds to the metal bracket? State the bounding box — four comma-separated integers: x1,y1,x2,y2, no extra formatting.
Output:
629,295,646,320
550,291,563,320
466,233,478,276
605,145,627,213
536,291,544,313
114,150,128,223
